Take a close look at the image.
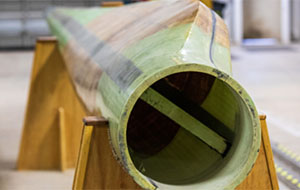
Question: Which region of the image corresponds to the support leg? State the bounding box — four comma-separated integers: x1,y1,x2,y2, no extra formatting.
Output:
73,117,141,190
17,37,88,170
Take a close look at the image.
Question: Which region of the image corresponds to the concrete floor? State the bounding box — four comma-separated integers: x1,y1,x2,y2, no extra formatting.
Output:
1,45,299,189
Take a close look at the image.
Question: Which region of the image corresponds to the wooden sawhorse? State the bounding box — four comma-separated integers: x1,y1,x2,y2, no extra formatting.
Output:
73,115,279,190
17,37,279,189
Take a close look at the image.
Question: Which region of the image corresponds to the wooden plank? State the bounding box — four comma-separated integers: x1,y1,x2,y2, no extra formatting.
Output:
73,125,94,189
58,107,67,171
260,115,279,190
100,1,124,7
82,126,141,189
83,116,108,127
140,87,227,154
236,115,279,189
236,134,273,189
201,0,213,8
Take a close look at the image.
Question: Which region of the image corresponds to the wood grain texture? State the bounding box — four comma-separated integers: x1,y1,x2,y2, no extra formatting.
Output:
260,115,279,190
73,125,94,189
236,115,279,190
74,115,278,190
81,126,141,189
17,38,89,170
58,107,67,171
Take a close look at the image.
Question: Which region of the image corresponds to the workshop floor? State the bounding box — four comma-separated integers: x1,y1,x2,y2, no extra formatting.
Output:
1,44,299,189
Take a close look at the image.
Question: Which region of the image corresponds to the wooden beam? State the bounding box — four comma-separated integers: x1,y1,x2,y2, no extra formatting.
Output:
152,80,234,143
83,116,108,127
236,114,279,190
100,1,124,7
58,107,67,171
73,125,94,189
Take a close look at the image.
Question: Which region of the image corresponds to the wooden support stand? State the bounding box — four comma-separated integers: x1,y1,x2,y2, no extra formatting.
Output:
236,115,279,189
73,116,140,189
17,37,279,189
17,37,89,170
73,115,279,190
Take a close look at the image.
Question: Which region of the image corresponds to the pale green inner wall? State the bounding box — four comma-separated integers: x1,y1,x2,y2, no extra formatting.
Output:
127,76,253,187
150,85,256,190
202,79,238,132
130,127,222,184
201,87,255,190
